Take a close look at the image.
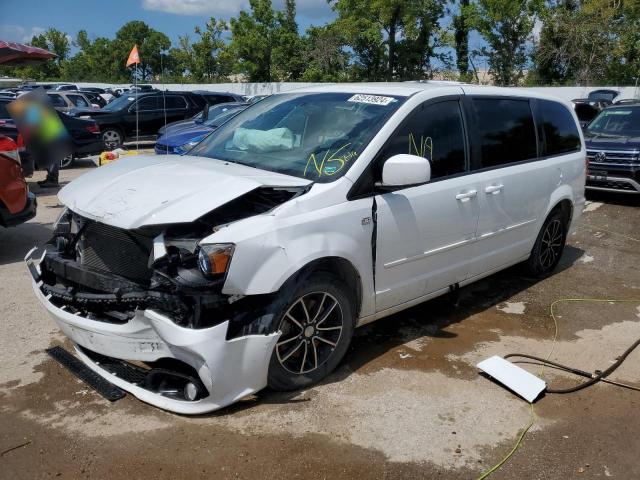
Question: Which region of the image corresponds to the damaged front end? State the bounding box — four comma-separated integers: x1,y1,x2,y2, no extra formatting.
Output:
27,186,305,414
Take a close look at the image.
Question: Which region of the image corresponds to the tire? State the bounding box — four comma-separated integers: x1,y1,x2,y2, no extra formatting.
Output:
523,209,568,277
267,273,355,391
60,154,75,169
102,128,123,149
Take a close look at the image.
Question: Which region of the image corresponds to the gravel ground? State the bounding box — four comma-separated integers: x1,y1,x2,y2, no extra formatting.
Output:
1,160,639,479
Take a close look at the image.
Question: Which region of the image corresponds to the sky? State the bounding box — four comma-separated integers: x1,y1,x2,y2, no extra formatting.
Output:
0,0,337,45
0,0,493,71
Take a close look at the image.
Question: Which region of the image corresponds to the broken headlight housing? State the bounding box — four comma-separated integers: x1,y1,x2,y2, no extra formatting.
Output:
197,244,234,277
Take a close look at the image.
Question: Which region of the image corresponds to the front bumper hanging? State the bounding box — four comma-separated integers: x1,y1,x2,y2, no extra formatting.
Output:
26,247,279,415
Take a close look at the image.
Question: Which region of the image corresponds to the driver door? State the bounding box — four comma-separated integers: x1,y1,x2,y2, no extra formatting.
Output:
374,99,480,312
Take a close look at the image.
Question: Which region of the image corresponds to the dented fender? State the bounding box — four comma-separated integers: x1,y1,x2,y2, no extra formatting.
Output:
207,195,377,318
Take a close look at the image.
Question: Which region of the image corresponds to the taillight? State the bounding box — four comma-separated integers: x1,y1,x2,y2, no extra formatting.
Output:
0,136,21,165
85,124,100,133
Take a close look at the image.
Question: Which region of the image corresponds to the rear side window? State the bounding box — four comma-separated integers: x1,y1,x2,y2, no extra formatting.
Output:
381,100,467,179
0,101,9,118
69,95,89,107
136,96,160,111
164,96,187,109
472,98,537,167
538,100,581,156
48,94,66,107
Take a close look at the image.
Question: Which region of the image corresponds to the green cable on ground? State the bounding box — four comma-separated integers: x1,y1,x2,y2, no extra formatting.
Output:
476,297,640,479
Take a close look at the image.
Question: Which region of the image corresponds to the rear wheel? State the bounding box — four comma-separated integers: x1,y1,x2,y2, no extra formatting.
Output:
60,154,75,169
268,274,355,391
524,209,568,277
102,128,123,149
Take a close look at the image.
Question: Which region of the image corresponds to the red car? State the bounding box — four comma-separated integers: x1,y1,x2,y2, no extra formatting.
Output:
0,134,36,227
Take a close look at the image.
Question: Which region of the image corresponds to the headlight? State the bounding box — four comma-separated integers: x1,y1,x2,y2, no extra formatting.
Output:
197,244,234,277
52,207,71,234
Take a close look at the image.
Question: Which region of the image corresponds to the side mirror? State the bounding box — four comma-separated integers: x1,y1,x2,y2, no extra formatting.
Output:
378,154,431,189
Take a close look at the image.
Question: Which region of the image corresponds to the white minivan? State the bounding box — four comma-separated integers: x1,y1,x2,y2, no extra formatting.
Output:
27,83,585,413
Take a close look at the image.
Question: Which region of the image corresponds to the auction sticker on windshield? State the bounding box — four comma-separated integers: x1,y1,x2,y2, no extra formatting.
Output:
348,94,395,106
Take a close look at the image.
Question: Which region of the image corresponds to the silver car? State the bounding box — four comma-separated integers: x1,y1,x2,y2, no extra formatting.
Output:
47,91,97,112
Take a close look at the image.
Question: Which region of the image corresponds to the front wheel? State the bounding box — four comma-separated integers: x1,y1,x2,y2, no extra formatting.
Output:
523,209,568,277
268,274,355,391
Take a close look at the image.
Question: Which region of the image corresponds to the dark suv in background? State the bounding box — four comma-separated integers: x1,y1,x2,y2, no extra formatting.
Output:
70,90,243,148
585,104,640,194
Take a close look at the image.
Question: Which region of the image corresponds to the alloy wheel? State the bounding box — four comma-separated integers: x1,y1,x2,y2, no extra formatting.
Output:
539,219,563,270
60,154,74,169
276,292,344,375
103,130,121,149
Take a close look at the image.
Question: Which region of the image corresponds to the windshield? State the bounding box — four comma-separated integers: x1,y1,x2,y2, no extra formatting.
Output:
189,92,403,182
102,93,137,111
586,107,640,137
204,106,245,127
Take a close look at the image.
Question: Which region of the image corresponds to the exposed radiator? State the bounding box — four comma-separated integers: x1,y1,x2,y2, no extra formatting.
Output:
78,220,153,284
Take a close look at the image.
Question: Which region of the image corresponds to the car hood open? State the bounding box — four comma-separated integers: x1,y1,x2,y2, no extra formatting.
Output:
58,154,312,229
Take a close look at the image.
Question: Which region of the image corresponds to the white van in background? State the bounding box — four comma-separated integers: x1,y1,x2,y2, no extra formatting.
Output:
27,83,586,413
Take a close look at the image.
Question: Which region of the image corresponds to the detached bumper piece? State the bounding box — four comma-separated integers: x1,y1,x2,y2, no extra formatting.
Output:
46,345,125,401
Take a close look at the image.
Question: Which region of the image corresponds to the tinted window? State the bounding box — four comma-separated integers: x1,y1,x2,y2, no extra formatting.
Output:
164,96,187,109
538,100,581,155
381,100,467,179
472,98,537,167
135,96,160,111
69,95,89,107
48,94,66,107
0,101,9,118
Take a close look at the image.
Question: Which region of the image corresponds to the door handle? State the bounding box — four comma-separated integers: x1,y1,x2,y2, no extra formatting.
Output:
484,184,504,194
455,190,478,201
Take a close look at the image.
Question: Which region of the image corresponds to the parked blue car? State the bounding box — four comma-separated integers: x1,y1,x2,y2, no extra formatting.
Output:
155,103,248,155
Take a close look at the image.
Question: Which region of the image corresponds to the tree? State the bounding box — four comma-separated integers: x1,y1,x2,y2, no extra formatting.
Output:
229,0,278,82
301,24,349,81
331,0,446,80
272,0,307,80
111,21,171,81
472,0,543,86
533,0,623,86
62,31,121,82
192,18,230,80
452,0,472,81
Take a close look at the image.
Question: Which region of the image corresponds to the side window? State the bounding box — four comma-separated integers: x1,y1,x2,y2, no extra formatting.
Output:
0,101,9,118
135,96,160,111
472,98,537,168
69,95,89,107
381,100,467,179
537,100,581,156
164,96,187,109
48,94,66,107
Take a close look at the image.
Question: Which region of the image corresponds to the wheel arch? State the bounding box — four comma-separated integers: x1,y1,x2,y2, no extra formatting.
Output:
278,256,364,320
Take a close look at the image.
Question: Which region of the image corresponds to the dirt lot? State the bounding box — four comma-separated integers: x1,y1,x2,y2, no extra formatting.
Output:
1,161,639,479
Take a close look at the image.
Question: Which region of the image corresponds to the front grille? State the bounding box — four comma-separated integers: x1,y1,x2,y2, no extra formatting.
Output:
587,178,639,192
78,220,153,283
586,149,640,166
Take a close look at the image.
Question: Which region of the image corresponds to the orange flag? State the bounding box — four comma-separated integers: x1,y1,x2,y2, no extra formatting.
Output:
126,44,140,67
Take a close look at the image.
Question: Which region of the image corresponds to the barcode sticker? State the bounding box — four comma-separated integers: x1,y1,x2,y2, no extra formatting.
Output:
347,94,395,106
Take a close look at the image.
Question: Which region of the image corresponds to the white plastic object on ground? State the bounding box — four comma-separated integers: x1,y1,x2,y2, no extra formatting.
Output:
477,355,546,403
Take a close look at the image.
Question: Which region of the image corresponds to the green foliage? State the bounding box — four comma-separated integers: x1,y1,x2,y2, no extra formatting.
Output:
330,0,448,80
471,0,543,86
4,0,639,86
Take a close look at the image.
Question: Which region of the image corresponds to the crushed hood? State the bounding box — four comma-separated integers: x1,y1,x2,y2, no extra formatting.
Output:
59,154,311,229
